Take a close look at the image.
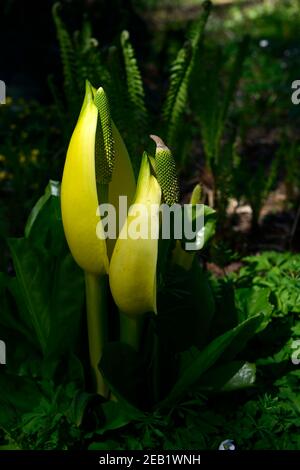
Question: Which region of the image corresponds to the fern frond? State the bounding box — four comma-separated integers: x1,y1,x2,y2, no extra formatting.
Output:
106,46,129,128
162,1,211,155
162,42,192,149
120,30,149,140
187,0,212,48
105,45,142,175
193,35,249,171
52,3,78,111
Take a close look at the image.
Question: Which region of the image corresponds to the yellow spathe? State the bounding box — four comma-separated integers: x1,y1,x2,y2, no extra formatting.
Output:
61,82,136,274
109,154,161,317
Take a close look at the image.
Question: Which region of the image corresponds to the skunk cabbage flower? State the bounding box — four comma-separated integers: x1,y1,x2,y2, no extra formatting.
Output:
61,81,135,274
109,153,161,317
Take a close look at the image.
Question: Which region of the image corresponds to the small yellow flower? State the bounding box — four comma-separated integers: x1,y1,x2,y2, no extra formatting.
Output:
0,171,12,181
30,149,40,163
19,153,26,164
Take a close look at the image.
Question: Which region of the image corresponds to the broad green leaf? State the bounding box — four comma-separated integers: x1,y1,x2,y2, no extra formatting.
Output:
95,401,132,435
46,252,84,357
25,180,65,257
222,362,256,391
198,361,256,392
158,261,215,352
159,314,263,408
209,278,238,339
0,272,35,347
7,238,51,353
180,204,216,252
7,182,84,357
235,286,273,325
25,180,60,238
67,390,95,427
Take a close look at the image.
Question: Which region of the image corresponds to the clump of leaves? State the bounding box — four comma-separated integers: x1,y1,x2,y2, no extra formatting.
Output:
232,251,300,316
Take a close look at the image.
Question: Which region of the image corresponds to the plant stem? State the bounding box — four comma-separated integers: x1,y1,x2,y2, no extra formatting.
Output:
120,313,143,352
85,271,108,397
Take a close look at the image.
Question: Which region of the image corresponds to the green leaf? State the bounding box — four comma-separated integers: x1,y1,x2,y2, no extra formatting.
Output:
7,182,84,357
7,238,51,353
235,286,273,327
24,180,65,257
25,180,60,239
221,362,256,391
0,373,44,429
209,278,238,338
0,273,35,347
68,390,95,427
95,401,132,436
180,204,216,252
159,314,263,408
199,361,256,392
158,261,215,352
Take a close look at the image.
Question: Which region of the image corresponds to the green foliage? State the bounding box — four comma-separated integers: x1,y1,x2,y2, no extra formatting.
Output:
52,3,111,125
0,369,85,450
120,31,149,147
52,3,78,114
0,191,298,450
52,5,148,174
190,37,250,223
161,314,262,408
52,2,212,170
232,251,300,316
0,182,272,449
1,0,299,452
0,181,84,357
191,37,249,170
163,1,211,161
0,98,64,252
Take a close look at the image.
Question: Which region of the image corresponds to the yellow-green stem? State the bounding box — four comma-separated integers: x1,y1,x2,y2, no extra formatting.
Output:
120,314,143,352
85,271,108,397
